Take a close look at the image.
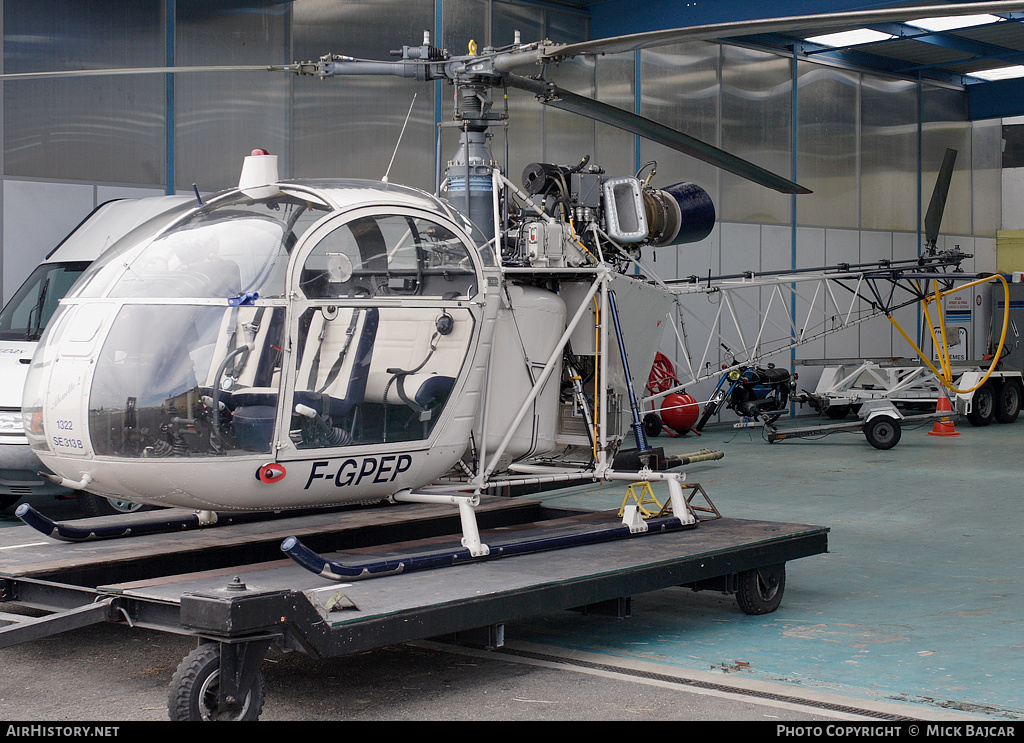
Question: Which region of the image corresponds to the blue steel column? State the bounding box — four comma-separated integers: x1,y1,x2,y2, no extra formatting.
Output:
435,0,443,194
165,0,175,196
790,48,798,388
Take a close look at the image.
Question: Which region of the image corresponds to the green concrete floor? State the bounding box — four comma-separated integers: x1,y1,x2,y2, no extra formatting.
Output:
512,413,1024,720
1,411,1019,720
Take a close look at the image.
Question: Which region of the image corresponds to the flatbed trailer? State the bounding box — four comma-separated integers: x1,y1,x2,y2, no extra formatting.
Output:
0,497,828,721
802,359,1023,427
765,400,948,449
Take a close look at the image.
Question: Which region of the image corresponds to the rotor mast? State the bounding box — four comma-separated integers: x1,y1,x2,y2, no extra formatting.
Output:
277,32,543,244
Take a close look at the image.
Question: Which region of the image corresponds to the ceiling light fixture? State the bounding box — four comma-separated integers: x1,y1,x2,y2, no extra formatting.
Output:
804,29,895,47
908,14,1002,32
971,65,1024,81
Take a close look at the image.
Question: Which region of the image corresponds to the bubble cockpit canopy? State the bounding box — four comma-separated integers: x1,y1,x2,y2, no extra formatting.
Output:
26,179,489,473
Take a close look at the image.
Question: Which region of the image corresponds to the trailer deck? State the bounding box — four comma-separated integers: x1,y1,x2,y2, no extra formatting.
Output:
0,496,828,720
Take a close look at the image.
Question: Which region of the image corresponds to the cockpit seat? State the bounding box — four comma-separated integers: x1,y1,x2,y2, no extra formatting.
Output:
232,405,276,452
387,371,456,419
223,307,379,452
296,306,379,421
365,308,470,420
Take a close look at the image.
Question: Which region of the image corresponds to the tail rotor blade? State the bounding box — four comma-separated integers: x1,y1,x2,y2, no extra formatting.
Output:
925,148,957,248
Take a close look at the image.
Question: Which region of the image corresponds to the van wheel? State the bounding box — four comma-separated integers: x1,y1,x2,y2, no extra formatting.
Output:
77,492,150,517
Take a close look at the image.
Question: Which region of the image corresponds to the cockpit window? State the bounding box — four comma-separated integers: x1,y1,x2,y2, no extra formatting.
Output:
108,212,288,300
88,304,285,456
104,196,328,300
300,214,477,299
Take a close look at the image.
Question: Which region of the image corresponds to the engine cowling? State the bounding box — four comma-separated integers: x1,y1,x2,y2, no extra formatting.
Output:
643,182,715,247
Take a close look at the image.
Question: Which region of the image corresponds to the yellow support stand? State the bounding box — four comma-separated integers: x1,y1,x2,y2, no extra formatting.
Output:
618,481,664,518
618,480,722,521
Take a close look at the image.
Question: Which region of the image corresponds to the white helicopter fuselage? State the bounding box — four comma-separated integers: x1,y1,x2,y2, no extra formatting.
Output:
23,176,508,511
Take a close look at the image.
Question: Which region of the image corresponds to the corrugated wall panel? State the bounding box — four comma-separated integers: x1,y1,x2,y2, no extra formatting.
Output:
3,0,164,184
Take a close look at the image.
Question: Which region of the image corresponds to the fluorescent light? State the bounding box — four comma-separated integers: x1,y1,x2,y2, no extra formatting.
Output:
971,65,1024,81
908,14,1001,32
805,29,895,47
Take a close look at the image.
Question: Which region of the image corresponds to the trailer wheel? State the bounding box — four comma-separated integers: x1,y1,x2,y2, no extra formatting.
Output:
967,381,995,426
994,380,1022,424
169,644,265,722
736,564,786,615
824,405,851,420
643,412,662,438
864,415,901,450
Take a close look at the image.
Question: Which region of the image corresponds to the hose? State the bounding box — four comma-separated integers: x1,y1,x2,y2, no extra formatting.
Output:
887,273,1009,394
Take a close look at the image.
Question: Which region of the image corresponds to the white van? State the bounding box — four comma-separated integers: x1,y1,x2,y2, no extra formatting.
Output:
0,195,192,516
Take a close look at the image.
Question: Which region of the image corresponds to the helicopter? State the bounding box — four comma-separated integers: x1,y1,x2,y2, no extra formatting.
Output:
12,2,1023,578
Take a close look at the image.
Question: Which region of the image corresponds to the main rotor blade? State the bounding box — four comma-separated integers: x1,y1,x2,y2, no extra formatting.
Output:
506,75,810,194
925,148,958,246
0,65,269,81
494,1,1024,69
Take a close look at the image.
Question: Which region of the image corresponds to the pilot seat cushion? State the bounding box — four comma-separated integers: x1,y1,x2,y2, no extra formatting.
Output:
400,372,456,410
232,405,276,452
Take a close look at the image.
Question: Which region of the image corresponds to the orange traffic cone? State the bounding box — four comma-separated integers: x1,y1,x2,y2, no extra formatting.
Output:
927,393,960,437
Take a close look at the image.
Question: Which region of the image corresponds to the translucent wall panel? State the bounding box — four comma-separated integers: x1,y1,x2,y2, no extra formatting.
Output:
638,42,721,205
542,55,597,169
860,76,918,232
291,0,436,192
921,84,971,237
972,119,1002,238
490,1,543,181
3,0,164,184
594,52,636,179
174,0,290,192
546,9,588,44
539,6,590,168
795,62,858,229
441,0,487,52
720,45,792,225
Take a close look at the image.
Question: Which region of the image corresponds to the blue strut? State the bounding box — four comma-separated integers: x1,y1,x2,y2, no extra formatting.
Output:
607,290,649,454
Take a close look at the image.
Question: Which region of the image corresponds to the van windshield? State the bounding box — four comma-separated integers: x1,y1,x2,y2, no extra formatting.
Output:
0,261,90,341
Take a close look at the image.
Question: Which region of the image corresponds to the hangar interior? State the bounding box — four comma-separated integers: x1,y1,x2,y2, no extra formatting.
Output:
4,0,1024,396
1,0,1024,723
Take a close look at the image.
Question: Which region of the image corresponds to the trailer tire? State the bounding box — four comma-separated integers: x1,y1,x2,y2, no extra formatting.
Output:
994,379,1022,424
824,405,851,420
736,564,786,615
864,415,901,450
967,381,995,426
169,643,265,722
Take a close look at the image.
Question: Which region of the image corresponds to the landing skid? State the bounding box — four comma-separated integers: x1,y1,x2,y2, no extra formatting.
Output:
14,502,349,543
281,513,693,582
